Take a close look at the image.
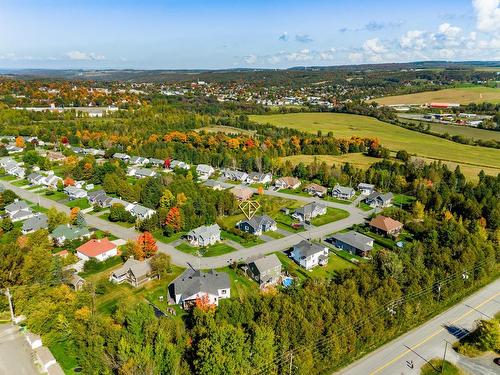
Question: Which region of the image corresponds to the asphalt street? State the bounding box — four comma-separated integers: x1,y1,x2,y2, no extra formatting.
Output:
337,277,500,375
0,325,39,375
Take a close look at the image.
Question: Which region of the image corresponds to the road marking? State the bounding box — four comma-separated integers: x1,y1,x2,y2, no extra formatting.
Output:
369,291,500,375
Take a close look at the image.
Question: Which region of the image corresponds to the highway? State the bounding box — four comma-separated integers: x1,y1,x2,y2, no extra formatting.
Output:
337,277,500,375
2,179,369,268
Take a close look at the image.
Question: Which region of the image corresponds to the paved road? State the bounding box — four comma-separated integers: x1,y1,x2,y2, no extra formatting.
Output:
3,180,369,268
337,278,500,375
0,325,39,375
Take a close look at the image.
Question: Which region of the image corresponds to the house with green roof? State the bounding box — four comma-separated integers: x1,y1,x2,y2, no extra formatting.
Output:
51,224,91,246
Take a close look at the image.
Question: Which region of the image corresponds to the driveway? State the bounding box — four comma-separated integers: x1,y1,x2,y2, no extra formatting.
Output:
0,325,39,375
3,179,368,268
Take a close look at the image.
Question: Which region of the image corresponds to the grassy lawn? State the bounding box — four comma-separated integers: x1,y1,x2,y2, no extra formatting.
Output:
375,86,500,105
324,196,354,205
420,359,463,375
79,256,123,278
250,113,500,178
308,253,356,279
43,190,67,201
176,241,236,257
48,340,79,375
275,212,305,232
153,230,185,244
264,230,285,239
99,212,135,228
0,175,17,181
11,179,29,186
359,202,373,211
221,230,264,248
66,198,91,209
196,125,256,136
393,194,416,207
311,207,349,226
217,266,259,300
279,188,312,197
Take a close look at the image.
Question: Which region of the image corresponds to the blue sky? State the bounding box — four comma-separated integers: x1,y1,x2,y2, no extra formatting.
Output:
0,0,499,69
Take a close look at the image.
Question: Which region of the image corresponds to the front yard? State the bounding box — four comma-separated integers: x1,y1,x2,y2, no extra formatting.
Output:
311,207,349,226
176,241,236,257
66,198,91,209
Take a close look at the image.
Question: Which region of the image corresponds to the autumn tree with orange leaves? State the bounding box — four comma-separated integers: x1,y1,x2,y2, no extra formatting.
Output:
194,293,216,312
135,231,158,260
165,207,183,232
15,136,25,148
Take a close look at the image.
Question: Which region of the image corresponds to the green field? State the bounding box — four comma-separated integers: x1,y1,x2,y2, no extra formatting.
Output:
375,86,500,105
427,122,500,142
250,113,500,178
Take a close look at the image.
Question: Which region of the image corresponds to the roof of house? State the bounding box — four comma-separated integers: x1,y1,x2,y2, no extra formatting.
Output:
131,204,154,216
332,184,355,195
293,240,326,258
196,164,214,173
187,224,221,241
69,274,85,288
369,215,403,232
171,269,230,300
149,158,164,165
294,202,326,217
304,183,327,193
240,215,276,231
134,168,155,177
5,200,29,212
358,183,375,189
112,258,152,279
77,238,116,257
113,152,130,159
250,254,281,274
366,191,394,203
52,224,90,240
224,169,248,179
27,172,43,181
64,186,87,196
203,179,222,188
22,214,48,232
248,172,271,181
332,231,373,252
275,176,300,186
230,186,253,199
88,189,106,200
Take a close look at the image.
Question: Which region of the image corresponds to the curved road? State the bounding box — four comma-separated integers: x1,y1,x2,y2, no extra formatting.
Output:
2,179,369,268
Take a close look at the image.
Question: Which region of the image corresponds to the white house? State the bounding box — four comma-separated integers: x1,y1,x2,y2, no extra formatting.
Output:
331,184,355,200
358,183,375,195
76,238,118,262
130,204,156,220
64,186,88,200
186,224,221,247
246,172,272,184
196,164,215,180
291,240,329,270
5,200,34,222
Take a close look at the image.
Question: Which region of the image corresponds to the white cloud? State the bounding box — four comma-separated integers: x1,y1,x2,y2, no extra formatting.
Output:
279,32,289,42
348,52,363,63
363,38,387,54
473,0,500,33
437,23,461,39
243,54,257,64
286,48,313,61
65,51,105,60
295,33,313,43
400,30,427,50
318,48,336,61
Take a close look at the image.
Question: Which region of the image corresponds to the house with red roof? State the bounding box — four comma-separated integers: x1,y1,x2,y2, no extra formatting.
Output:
369,215,403,237
76,238,118,262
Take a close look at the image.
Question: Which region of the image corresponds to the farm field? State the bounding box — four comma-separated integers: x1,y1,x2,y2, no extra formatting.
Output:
250,113,500,178
374,86,500,105
196,125,255,136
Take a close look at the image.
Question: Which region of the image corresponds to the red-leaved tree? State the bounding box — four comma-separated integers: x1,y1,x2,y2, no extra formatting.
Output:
136,231,158,260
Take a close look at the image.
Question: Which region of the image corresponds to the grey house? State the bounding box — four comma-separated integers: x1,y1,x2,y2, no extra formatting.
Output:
186,224,221,247
238,215,277,236
330,231,374,257
110,258,155,287
292,202,327,222
169,269,230,308
22,214,49,234
331,184,355,200
365,192,394,208
291,240,329,270
247,254,282,287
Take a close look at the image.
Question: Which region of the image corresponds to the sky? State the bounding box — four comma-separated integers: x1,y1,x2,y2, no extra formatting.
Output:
0,0,499,69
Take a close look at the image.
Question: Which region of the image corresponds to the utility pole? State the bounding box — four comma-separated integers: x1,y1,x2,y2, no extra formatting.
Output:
5,288,15,322
437,283,442,301
441,340,448,373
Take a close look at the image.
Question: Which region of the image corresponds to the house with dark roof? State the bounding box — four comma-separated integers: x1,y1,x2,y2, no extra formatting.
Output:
27,172,45,186
330,231,374,257
5,200,34,222
238,215,277,236
186,224,221,247
76,238,118,262
369,215,403,237
331,184,355,200
22,213,48,234
149,158,165,167
292,202,327,222
129,156,150,165
274,176,301,190
365,192,394,208
169,269,230,308
222,169,248,182
358,183,375,195
246,172,272,184
291,240,329,270
110,258,155,287
303,183,328,197
247,254,282,287
113,152,130,162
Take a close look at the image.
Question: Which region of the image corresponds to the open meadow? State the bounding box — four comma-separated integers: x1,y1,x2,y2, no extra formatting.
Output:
250,113,500,179
374,86,500,105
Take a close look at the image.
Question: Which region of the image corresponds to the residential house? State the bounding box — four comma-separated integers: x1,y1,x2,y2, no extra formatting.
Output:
64,186,88,200
22,214,48,234
129,156,150,165
230,186,253,201
7,165,25,179
196,164,215,180
5,200,34,222
51,224,91,246
6,145,23,154
109,258,155,287
274,176,301,190
365,192,394,208
291,240,329,270
27,172,44,186
46,151,65,162
76,238,118,262
330,231,374,257
292,202,327,222
303,183,328,197
331,184,355,200
110,198,135,211
42,175,62,189
246,254,282,287
186,224,221,247
128,167,157,178
149,158,165,167
68,274,86,291
222,169,248,182
358,183,375,195
87,190,113,207
203,179,224,190
169,269,230,308
238,215,277,236
130,204,155,220
112,153,130,162
35,346,57,373
0,157,15,168
246,172,272,184
170,160,190,170
369,215,403,237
